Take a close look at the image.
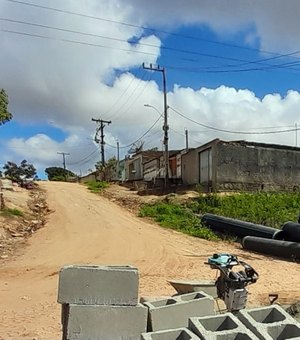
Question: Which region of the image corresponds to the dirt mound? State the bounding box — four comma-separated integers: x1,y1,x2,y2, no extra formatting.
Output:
0,186,49,261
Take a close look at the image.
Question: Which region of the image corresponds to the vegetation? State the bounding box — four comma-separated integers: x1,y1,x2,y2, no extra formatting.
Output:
0,207,23,217
95,157,118,181
3,160,37,184
187,192,300,228
139,191,300,241
85,180,109,193
139,202,219,241
0,89,13,125
45,167,76,181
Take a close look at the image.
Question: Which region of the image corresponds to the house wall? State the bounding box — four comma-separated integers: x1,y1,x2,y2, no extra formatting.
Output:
215,143,300,191
181,150,199,185
143,158,160,181
79,172,100,183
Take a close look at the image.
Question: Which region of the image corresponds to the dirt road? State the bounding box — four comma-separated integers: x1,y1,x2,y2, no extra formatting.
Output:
0,182,299,339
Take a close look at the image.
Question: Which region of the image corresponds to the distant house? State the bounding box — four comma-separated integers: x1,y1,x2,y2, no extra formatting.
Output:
79,171,101,183
124,150,163,181
181,138,300,192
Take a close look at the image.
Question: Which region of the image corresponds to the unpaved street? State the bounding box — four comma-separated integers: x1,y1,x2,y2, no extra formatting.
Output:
0,182,299,339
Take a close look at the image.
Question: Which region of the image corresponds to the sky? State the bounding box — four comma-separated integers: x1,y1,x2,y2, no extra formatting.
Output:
1,0,300,178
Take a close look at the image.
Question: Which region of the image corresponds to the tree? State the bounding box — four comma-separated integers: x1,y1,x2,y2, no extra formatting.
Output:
45,167,76,181
0,89,13,125
3,160,37,183
95,157,117,181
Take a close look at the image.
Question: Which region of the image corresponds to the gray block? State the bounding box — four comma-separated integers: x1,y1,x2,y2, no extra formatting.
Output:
141,327,200,340
58,265,139,305
63,303,148,340
189,313,259,340
238,305,300,340
143,292,215,332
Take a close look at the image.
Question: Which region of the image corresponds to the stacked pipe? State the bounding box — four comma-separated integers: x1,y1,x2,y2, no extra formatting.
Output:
201,214,300,260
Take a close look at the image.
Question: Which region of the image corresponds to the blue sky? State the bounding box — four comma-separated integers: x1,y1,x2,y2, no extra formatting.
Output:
1,0,300,178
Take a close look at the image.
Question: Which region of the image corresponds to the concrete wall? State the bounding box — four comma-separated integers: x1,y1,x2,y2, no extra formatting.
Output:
215,142,300,191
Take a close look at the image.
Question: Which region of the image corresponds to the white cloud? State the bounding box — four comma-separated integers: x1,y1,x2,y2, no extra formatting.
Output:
1,0,300,176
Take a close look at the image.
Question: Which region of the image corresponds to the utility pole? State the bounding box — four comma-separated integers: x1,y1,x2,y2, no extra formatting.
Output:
296,122,298,147
185,128,189,152
57,152,70,171
143,63,169,187
116,139,120,179
92,118,112,167
57,152,70,181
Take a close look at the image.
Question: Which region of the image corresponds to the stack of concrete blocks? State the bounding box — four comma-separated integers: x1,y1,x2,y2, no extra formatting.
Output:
189,313,259,339
143,292,215,332
141,327,200,340
238,304,300,340
57,265,148,339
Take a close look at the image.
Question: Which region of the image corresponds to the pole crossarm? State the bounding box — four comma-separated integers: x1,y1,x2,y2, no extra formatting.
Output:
92,118,112,166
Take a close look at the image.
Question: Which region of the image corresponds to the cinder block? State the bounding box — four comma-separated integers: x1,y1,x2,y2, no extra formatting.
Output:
143,292,215,332
238,305,300,340
58,264,139,305
63,303,148,340
189,313,259,340
141,327,200,339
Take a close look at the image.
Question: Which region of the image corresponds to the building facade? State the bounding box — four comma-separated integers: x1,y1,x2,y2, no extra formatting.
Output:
181,139,300,192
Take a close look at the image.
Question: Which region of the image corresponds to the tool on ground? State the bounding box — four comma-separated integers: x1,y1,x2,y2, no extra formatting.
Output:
206,254,258,312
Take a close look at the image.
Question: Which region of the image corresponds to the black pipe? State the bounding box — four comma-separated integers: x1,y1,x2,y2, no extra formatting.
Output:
281,222,300,243
201,213,277,239
242,236,300,260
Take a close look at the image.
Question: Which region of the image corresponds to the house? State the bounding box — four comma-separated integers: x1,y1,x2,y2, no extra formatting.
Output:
181,138,300,192
124,150,163,181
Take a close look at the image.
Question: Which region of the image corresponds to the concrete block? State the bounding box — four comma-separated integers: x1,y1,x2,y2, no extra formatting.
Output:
238,304,300,340
58,264,139,305
143,292,215,332
63,303,148,340
189,313,259,340
141,327,200,340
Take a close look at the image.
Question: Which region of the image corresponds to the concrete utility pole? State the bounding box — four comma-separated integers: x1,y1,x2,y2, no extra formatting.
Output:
92,118,112,166
143,63,169,187
57,152,70,171
116,139,120,179
185,128,189,152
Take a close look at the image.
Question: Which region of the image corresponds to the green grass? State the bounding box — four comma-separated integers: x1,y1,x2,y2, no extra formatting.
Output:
139,202,219,241
139,191,300,241
187,192,300,228
0,208,24,217
85,180,109,193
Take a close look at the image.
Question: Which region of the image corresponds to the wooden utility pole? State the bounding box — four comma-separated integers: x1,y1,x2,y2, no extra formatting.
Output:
143,63,169,187
92,118,111,166
185,128,189,151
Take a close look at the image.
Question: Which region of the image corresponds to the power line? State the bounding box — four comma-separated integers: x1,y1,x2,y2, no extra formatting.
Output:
169,106,299,135
0,29,158,56
4,0,300,63
2,17,300,73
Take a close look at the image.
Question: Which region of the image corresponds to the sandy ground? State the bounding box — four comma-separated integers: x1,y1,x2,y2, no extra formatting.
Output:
0,181,299,339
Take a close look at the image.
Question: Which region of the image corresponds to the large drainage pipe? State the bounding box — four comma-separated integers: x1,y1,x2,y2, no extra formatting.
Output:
201,213,278,239
281,222,300,243
242,236,300,260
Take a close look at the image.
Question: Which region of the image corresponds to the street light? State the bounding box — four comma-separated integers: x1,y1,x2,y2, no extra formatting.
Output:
144,103,169,186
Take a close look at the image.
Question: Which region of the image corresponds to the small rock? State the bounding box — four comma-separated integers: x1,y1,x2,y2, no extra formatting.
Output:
0,255,8,259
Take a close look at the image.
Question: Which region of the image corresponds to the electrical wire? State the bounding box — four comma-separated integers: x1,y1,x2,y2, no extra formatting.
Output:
169,106,299,135
4,0,300,63
0,29,158,56
2,17,300,72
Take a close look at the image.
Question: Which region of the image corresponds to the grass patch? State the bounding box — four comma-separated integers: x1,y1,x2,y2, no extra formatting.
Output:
139,191,300,241
0,207,24,217
85,180,109,193
187,192,300,228
139,202,219,241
